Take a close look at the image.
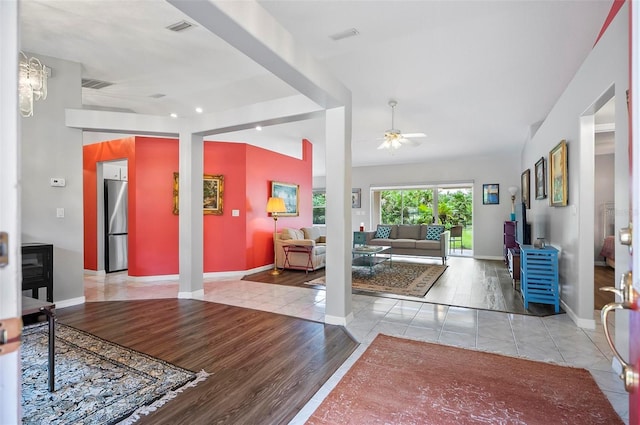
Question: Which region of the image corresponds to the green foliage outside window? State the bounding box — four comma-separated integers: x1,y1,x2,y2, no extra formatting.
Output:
380,188,472,230
380,189,434,224
312,191,326,224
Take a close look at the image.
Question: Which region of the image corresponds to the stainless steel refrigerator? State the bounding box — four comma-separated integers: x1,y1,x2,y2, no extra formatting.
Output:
105,179,128,272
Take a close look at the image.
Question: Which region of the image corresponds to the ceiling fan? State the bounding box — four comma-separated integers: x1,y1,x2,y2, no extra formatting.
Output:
377,100,426,150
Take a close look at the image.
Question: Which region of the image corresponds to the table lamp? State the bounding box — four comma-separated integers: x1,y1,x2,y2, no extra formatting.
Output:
508,186,518,221
266,197,287,275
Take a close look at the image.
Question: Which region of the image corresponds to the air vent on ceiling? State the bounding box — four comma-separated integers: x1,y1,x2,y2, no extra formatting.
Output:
329,28,359,41
149,93,166,99
167,20,194,32
81,78,113,90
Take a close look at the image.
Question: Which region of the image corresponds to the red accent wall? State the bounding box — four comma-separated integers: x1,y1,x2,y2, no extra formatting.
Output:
83,137,313,276
594,0,625,46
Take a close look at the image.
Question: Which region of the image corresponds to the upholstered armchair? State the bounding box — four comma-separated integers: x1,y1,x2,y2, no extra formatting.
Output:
275,227,326,271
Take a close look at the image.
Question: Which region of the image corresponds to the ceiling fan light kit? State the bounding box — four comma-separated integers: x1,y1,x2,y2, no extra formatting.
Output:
377,100,425,150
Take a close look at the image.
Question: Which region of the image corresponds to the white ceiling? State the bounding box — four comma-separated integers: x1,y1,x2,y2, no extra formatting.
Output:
19,0,614,176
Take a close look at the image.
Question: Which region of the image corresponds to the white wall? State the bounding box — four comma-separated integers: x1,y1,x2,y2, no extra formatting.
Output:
21,54,84,303
521,4,628,327
594,153,614,260
315,152,521,258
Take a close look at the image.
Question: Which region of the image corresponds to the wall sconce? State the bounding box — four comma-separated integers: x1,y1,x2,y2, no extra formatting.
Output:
266,197,287,275
19,51,49,117
508,186,518,221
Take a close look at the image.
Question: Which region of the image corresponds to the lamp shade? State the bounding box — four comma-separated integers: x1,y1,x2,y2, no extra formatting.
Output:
508,186,518,197
266,197,286,214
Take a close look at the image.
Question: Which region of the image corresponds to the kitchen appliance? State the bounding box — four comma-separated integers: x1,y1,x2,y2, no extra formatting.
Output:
105,179,128,272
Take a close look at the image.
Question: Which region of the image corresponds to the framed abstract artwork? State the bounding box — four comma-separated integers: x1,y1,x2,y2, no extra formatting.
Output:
549,140,568,207
521,169,530,209
352,188,362,208
482,184,499,205
271,181,299,216
535,157,547,200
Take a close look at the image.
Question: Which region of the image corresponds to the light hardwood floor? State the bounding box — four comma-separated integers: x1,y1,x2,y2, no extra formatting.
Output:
244,257,559,316
56,299,358,425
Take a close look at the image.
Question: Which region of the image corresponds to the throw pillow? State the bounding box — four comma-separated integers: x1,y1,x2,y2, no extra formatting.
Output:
426,225,445,241
375,225,392,239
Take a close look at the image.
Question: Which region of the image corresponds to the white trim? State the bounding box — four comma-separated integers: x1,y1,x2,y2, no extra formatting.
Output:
83,269,106,276
178,289,204,299
594,260,607,267
54,296,86,309
130,274,179,282
561,299,596,329
325,312,354,326
473,255,503,261
125,265,272,283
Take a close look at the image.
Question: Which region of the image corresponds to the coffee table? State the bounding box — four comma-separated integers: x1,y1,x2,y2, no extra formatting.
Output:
352,245,392,273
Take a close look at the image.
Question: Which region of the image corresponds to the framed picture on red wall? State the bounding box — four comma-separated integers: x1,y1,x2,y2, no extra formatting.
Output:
173,172,224,215
272,181,299,216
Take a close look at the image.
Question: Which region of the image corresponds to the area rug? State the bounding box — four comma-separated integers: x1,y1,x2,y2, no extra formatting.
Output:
307,262,447,297
22,322,209,425
307,334,623,425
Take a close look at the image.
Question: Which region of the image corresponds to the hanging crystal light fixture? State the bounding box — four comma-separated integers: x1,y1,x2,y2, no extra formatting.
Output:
18,51,49,117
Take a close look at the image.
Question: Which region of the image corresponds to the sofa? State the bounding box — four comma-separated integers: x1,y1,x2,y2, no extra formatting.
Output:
363,224,450,264
275,227,326,271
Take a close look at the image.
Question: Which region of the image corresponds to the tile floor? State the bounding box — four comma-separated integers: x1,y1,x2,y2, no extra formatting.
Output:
83,271,629,424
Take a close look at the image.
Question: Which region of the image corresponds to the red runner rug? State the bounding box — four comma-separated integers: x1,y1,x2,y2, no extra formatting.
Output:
307,334,623,424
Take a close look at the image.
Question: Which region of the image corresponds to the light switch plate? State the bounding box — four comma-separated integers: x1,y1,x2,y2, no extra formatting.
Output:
50,178,66,187
56,208,65,218
232,209,240,217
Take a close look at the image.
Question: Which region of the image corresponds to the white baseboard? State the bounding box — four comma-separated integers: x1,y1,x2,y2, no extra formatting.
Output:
83,269,105,276
55,296,86,309
325,312,354,326
129,274,179,282
594,260,607,267
561,300,596,330
473,255,504,261
178,289,204,299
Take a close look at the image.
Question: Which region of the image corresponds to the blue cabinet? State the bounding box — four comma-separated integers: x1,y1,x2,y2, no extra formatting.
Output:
353,231,367,247
520,245,559,313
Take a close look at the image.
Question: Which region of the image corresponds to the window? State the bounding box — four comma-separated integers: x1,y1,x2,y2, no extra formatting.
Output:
312,190,326,225
373,184,473,252
380,189,434,224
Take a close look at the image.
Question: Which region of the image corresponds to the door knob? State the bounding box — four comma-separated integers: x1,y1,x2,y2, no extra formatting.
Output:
600,272,638,393
619,226,632,246
599,272,636,304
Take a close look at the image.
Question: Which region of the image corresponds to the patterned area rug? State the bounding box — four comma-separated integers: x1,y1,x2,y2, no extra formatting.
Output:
307,262,447,297
22,322,208,425
307,334,624,424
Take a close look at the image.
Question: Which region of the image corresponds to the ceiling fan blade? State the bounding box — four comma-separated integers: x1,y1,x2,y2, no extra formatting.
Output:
398,137,422,147
377,140,389,149
402,133,427,138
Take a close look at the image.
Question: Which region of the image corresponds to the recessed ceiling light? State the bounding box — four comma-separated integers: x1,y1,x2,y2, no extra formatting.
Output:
170,113,178,118
255,125,262,131
195,107,203,114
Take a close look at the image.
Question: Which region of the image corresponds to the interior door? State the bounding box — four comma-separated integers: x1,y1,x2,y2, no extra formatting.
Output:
630,2,639,422
0,1,22,422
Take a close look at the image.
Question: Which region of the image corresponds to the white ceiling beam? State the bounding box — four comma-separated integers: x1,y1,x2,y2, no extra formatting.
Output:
190,95,324,136
65,109,181,136
167,0,351,109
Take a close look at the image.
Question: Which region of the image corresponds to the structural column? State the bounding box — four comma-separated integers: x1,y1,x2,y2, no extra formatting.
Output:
324,106,353,325
178,129,204,299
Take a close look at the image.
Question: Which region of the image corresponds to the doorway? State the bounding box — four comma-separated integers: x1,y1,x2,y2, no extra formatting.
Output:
593,97,616,310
